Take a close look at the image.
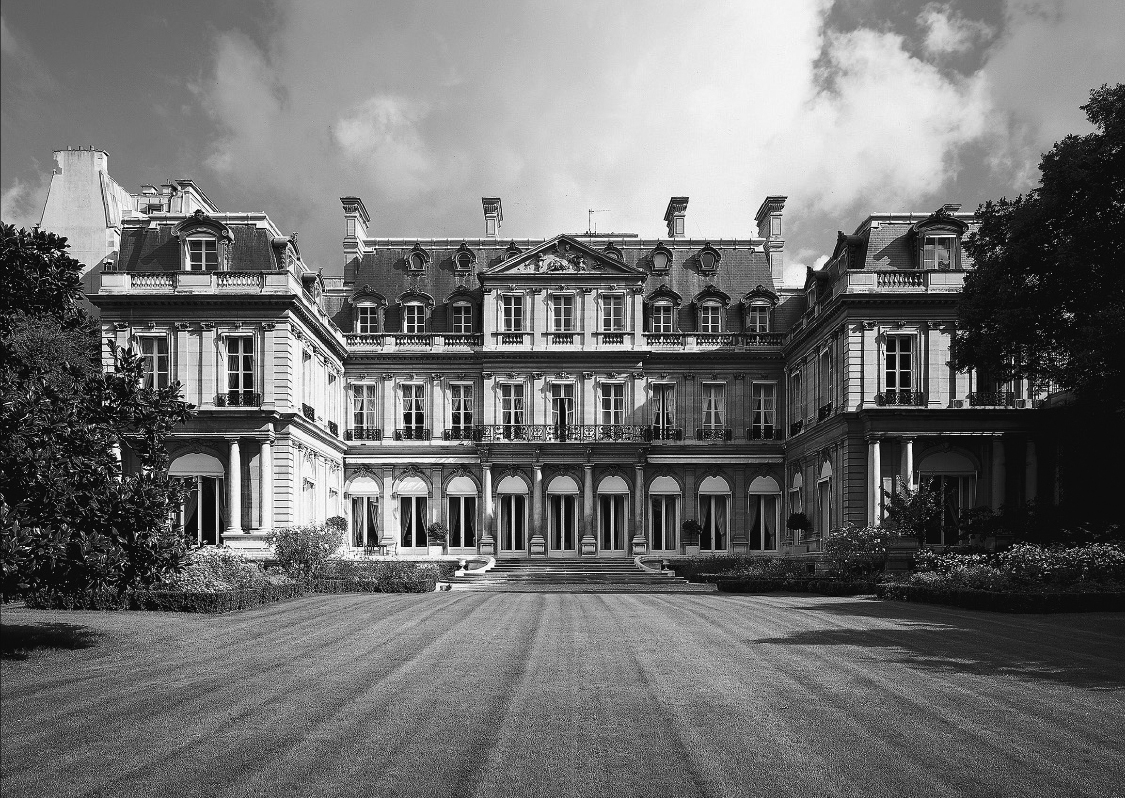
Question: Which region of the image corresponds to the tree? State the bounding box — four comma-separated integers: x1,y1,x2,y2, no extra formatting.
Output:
955,84,1125,411
881,484,943,546
0,223,194,600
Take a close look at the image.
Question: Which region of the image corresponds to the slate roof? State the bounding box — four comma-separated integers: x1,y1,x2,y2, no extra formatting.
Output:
117,224,279,272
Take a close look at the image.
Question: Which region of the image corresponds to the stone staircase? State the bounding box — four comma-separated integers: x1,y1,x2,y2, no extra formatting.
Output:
447,558,716,593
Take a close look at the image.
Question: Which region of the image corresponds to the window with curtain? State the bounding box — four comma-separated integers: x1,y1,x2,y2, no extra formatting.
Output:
139,336,170,389
226,337,254,397
352,384,378,431
450,384,473,434
600,383,625,426
698,494,727,551
748,494,778,550
401,384,425,433
400,496,427,547
702,383,725,429
751,383,776,439
501,384,525,436
650,494,678,550
550,383,575,439
448,495,476,548
351,496,380,547
652,384,675,433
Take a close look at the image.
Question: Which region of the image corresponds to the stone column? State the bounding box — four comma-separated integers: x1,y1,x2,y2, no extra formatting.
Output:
226,438,242,535
901,437,914,493
431,375,445,441
201,325,217,408
480,461,496,555
581,462,597,555
631,464,647,555
259,435,274,532
1025,439,1038,503
869,438,882,525
530,463,546,555
431,466,443,550
379,466,395,548
991,437,1006,510
195,475,204,545
382,373,396,439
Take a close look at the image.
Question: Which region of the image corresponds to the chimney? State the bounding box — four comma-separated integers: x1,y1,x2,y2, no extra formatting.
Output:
664,196,688,238
340,196,370,240
941,203,962,214
755,195,787,283
482,197,503,238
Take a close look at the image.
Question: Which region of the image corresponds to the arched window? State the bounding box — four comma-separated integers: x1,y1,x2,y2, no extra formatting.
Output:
173,211,231,272
649,243,673,273
918,450,977,545
170,453,225,546
396,474,429,549
453,243,475,272
346,474,380,548
748,476,780,551
497,474,528,553
697,244,721,273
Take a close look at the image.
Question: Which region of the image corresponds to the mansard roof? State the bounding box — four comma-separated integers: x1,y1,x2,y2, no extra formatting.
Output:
117,222,279,272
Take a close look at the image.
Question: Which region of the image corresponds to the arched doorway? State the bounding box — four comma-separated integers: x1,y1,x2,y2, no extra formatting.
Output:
496,474,528,554
170,453,225,546
547,475,579,555
597,475,629,554
345,474,380,548
817,460,834,538
698,475,730,552
396,474,429,552
446,475,478,552
649,476,680,553
748,476,780,551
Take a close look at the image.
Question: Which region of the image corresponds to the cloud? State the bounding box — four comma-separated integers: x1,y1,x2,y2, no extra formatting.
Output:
0,15,57,94
918,3,993,55
1,171,51,229
333,95,437,197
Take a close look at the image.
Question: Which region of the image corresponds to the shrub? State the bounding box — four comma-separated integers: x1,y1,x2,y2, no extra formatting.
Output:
267,525,342,579
426,521,448,545
314,559,442,593
914,548,996,574
882,484,943,545
823,524,903,578
999,542,1125,586
681,519,703,546
786,512,812,533
326,515,348,532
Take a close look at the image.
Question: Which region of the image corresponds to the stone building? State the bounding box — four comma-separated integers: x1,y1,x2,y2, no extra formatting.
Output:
38,148,1045,559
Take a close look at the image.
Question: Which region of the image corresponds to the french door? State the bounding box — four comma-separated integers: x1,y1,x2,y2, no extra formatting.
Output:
551,383,575,441
351,496,380,547
699,494,728,551
599,494,627,552
448,496,477,549
400,496,428,548
650,494,678,551
549,494,577,552
499,494,526,552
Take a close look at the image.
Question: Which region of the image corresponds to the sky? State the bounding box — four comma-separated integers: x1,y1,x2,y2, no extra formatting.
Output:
1,0,1122,286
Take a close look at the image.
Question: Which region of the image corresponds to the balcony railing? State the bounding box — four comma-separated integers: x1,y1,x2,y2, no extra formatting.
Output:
443,427,476,441
601,332,625,345
549,333,575,346
967,391,1039,408
327,420,338,437
818,402,834,421
647,426,685,442
214,391,261,407
345,427,382,441
393,333,432,347
790,419,804,436
695,427,733,442
394,427,432,441
747,426,782,441
874,390,926,407
301,403,316,421
476,424,648,443
644,332,683,347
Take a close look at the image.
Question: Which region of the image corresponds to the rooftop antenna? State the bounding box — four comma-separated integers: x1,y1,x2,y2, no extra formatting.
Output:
587,209,610,234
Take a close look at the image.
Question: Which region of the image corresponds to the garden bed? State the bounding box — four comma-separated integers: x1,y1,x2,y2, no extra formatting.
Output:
716,577,875,595
875,582,1125,613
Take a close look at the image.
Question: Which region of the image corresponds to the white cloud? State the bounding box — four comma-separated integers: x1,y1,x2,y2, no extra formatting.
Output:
918,3,993,55
333,95,437,197
0,14,57,93
1,172,51,230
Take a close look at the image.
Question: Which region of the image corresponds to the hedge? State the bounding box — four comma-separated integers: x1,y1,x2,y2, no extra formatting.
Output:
664,555,816,583
25,583,306,613
875,582,1125,613
306,575,438,594
716,578,876,596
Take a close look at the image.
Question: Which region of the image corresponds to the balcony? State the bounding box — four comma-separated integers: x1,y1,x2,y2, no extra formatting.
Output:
327,420,339,437
443,427,477,441
301,403,316,421
818,402,834,421
647,426,685,442
966,391,1043,408
548,333,575,346
874,390,926,407
790,419,804,437
345,427,382,441
214,391,261,407
476,424,648,443
747,426,782,441
695,427,733,442
393,333,432,348
394,427,432,441
344,333,483,351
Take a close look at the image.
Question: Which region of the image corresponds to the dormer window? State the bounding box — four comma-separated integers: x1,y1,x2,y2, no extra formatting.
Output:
603,242,624,261
403,303,426,334
356,304,379,334
910,206,967,270
923,236,955,269
187,237,219,271
650,243,673,273
651,302,675,333
700,302,722,333
747,304,771,333
698,243,721,273
453,243,475,272
407,243,430,272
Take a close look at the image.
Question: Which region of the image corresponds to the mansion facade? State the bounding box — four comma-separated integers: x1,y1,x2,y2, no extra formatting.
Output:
40,148,1047,559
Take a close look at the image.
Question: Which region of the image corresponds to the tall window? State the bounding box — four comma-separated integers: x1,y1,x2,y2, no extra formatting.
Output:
226,337,254,397
499,493,526,550
352,384,378,431
650,494,678,550
450,384,473,434
602,295,625,331
885,336,913,394
552,295,575,331
403,303,426,334
549,493,577,551
356,305,378,334
452,303,473,334
139,336,169,389
748,494,779,550
700,302,722,333
502,295,524,332
400,496,428,547
351,496,379,547
301,350,312,407
652,384,675,435
702,383,725,430
698,494,728,551
448,495,477,548
600,383,625,426
187,237,218,271
501,384,525,436
651,303,674,333
923,236,954,269
550,383,575,438
747,305,770,333
599,493,627,550
790,370,803,424
401,384,425,434
751,383,776,439
819,350,833,409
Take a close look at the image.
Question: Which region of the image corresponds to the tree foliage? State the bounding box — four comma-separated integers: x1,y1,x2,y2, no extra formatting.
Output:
881,484,943,545
955,84,1125,410
0,222,194,600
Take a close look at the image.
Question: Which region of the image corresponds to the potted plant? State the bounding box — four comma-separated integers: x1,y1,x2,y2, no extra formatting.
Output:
786,512,812,545
681,519,703,556
426,521,448,557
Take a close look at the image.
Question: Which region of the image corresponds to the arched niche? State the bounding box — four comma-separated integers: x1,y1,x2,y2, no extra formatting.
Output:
395,475,429,495
169,453,225,477
749,476,781,494
547,475,579,494
698,475,731,493
649,475,681,494
496,474,529,494
597,475,629,493
446,476,478,495
345,474,381,495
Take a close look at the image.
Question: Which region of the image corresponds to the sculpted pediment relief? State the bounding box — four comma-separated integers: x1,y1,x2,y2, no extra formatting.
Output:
484,235,642,277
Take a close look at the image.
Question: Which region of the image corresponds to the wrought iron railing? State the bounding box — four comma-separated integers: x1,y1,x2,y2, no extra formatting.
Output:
818,402,834,421
695,427,733,442
969,391,1013,407
476,424,648,443
301,403,316,421
790,419,804,436
345,427,382,441
647,426,684,442
327,420,339,437
215,391,261,407
874,390,926,406
748,426,781,441
394,427,432,441
443,427,476,441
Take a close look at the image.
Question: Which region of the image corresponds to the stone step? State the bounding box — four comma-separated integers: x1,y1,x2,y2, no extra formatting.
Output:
449,557,701,593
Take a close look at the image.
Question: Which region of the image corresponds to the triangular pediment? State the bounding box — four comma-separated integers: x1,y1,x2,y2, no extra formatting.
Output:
482,235,644,278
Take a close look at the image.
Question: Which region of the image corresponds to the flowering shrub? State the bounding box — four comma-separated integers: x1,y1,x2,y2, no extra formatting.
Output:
267,525,342,579
316,558,444,592
159,547,272,593
999,543,1125,585
913,548,996,574
908,564,1009,591
823,524,903,578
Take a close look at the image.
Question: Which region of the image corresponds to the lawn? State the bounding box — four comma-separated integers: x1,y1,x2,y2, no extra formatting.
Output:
2,594,1123,798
